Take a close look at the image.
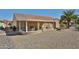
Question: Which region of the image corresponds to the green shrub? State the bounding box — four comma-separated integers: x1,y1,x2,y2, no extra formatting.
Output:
0,26,4,30
60,23,67,29
75,24,79,30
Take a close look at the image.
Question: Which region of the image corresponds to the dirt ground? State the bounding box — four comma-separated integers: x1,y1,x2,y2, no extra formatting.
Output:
0,30,79,49
1,30,78,49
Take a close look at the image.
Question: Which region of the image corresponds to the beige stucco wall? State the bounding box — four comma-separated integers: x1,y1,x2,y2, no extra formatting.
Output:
54,20,60,28
28,21,37,31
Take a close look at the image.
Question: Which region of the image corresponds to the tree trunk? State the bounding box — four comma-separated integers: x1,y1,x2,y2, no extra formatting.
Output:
67,21,70,29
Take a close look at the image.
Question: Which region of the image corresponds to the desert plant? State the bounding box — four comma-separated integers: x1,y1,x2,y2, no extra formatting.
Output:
60,10,77,28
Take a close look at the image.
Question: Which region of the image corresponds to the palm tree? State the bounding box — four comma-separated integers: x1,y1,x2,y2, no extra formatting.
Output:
60,10,77,28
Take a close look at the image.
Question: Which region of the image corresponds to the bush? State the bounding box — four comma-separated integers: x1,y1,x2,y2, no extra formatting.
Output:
75,24,79,30
0,26,4,30
60,23,67,29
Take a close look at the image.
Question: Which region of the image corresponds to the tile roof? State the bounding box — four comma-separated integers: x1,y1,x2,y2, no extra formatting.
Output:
13,14,53,22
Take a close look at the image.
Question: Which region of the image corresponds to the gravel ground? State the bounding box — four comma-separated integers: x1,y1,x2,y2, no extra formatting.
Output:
7,30,79,49
0,35,10,49
0,30,79,49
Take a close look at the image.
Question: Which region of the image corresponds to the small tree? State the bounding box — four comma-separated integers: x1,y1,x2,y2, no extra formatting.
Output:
60,10,77,28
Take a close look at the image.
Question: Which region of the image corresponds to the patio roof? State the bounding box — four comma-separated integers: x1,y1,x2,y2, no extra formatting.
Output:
13,14,54,22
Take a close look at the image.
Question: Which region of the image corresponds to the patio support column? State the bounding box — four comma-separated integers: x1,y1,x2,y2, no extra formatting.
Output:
37,22,40,30
19,21,21,31
26,21,28,32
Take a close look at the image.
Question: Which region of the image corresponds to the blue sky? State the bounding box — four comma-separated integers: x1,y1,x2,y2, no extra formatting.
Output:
0,9,79,20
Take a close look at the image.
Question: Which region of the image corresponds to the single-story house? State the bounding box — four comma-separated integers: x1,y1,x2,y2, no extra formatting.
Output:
12,14,54,32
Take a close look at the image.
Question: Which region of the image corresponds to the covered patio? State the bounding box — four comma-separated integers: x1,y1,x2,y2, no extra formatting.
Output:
17,21,54,32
